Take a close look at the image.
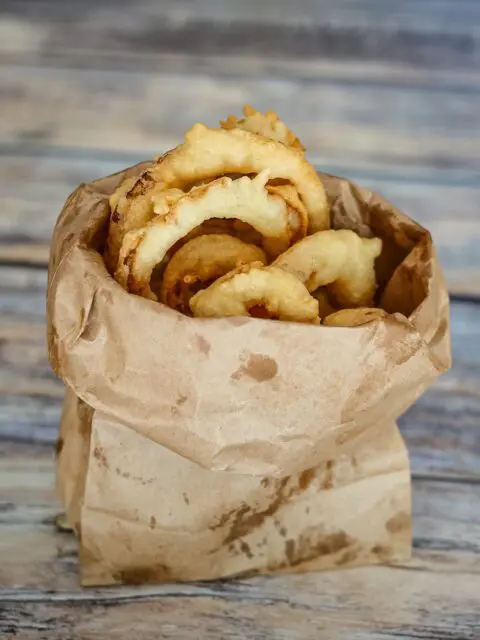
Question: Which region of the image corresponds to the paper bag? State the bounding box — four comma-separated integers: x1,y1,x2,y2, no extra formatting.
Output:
48,165,451,586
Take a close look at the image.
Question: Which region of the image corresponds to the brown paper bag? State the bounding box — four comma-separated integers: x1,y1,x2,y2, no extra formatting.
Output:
48,165,451,586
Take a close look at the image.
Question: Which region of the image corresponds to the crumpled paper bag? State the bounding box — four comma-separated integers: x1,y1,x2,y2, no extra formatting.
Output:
48,164,451,586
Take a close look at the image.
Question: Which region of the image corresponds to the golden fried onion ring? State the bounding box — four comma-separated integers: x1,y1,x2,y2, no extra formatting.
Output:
273,229,382,307
109,175,137,212
323,307,387,327
105,173,185,273
266,183,308,237
161,234,267,313
190,263,320,323
149,124,329,233
220,104,305,152
311,288,338,317
151,187,185,216
116,172,295,299
105,175,140,272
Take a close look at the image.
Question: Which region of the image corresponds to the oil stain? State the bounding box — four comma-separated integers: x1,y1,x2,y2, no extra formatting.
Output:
93,446,109,468
283,530,353,567
195,334,211,356
231,353,278,382
386,511,410,533
114,563,171,585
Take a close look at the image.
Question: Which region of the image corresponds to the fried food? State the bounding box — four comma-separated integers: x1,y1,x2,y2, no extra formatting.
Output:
116,172,295,299
265,183,308,256
220,104,305,152
161,235,267,313
190,263,320,324
105,175,184,274
151,187,185,216
109,175,138,212
105,175,140,272
323,307,387,327
311,288,337,317
106,107,387,328
148,124,329,233
273,229,382,307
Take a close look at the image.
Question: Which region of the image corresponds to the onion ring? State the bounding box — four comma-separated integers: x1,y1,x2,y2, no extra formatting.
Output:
161,234,267,314
151,187,185,216
273,229,382,307
323,308,387,327
190,263,320,324
105,175,140,272
311,288,338,317
116,172,294,298
220,104,305,152
148,124,329,233
266,183,308,241
105,175,185,273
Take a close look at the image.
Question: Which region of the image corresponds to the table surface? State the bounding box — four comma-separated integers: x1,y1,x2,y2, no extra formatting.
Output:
1,1,479,638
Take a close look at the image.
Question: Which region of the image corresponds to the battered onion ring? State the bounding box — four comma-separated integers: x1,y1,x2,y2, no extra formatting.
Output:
105,175,139,272
311,288,338,317
323,308,387,327
109,175,137,212
105,176,185,273
151,187,185,216
148,124,329,233
116,172,294,299
266,183,308,240
220,104,305,152
161,234,267,314
273,229,382,307
190,263,320,324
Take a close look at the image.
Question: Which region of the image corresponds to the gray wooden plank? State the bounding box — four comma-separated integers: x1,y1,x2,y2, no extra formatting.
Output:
1,64,479,171
1,0,480,71
2,598,478,640
0,265,479,480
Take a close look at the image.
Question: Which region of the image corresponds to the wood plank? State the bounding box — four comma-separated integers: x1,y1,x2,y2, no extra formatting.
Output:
1,151,479,294
1,0,480,72
1,64,479,170
0,444,479,638
0,265,479,480
1,597,479,640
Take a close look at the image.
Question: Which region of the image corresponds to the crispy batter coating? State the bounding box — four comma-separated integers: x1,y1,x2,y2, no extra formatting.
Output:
220,104,305,152
149,124,328,233
190,263,320,324
116,172,294,299
161,234,267,314
105,177,184,273
311,288,338,317
273,229,382,307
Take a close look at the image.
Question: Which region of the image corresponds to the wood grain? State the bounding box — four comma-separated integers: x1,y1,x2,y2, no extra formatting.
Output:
1,63,479,169
2,0,480,72
0,443,479,639
2,596,478,640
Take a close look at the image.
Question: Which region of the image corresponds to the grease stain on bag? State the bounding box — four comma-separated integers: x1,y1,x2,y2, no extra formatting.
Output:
231,353,278,382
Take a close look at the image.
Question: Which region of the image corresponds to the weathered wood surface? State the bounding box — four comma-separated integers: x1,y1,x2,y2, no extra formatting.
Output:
2,0,480,71
0,444,479,640
1,0,480,637
1,2,480,293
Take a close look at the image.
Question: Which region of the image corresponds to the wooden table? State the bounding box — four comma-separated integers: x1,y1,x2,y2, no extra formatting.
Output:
1,1,479,638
